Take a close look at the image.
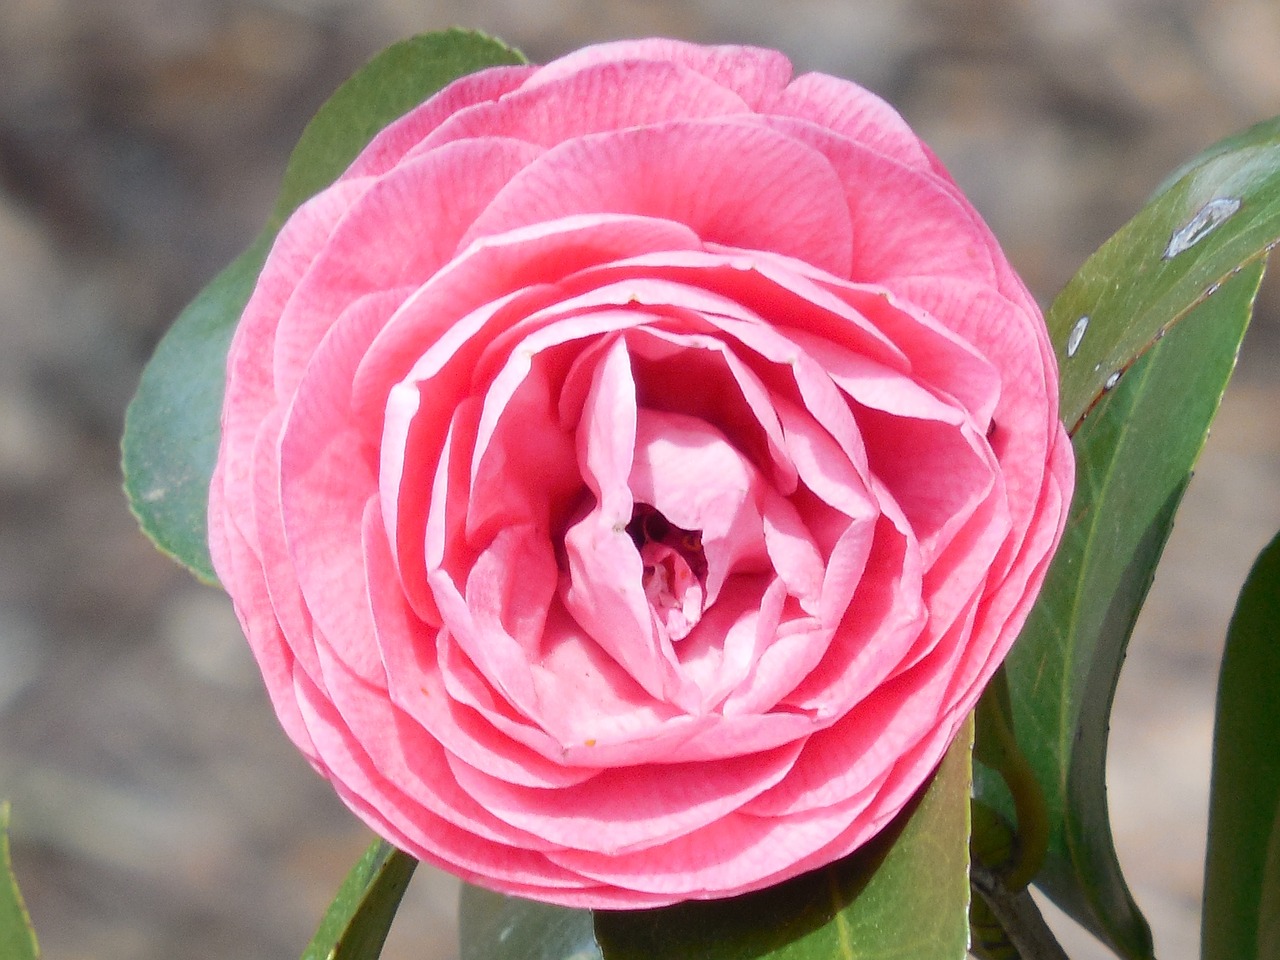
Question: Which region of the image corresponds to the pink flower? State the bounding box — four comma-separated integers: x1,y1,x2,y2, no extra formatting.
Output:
209,38,1074,908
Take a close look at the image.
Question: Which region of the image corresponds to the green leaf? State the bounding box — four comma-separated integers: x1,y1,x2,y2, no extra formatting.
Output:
122,30,526,582
1,803,39,960
977,113,1280,958
1203,530,1280,960
591,720,972,960
1049,114,1280,431
301,839,416,960
1257,818,1280,960
459,885,603,960
121,237,270,584
980,259,1265,960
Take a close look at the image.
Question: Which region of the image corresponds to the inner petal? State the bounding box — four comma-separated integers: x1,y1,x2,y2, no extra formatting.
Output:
628,408,770,612
626,504,707,641
640,542,704,641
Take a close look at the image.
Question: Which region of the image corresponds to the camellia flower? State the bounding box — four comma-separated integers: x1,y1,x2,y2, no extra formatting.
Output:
208,38,1074,908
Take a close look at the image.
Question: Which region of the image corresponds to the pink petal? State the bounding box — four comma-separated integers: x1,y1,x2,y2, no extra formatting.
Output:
342,65,535,179
760,485,855,618
272,137,543,398
561,339,679,701
366,509,596,789
762,71,935,172
208,474,326,772
464,524,559,661
680,573,787,709
894,276,1061,572
857,410,1000,564
764,118,1000,284
249,408,324,687
462,120,854,276
937,436,1072,707
785,325,969,426
824,281,1002,426
291,668,598,892
520,40,794,110
420,401,540,713
313,640,563,851
447,740,803,855
628,409,770,609
745,664,944,817
352,213,702,426
572,249,911,371
466,349,581,541
773,514,926,719
772,397,875,526
417,59,754,152
461,603,696,763
624,326,798,493
217,181,373,528
278,292,403,684
548,797,855,897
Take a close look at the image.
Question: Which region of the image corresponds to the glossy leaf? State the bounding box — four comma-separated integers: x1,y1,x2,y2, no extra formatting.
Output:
591,720,972,960
1,803,39,960
979,259,1265,960
1203,530,1280,960
977,113,1280,957
459,885,602,960
122,30,526,582
1049,114,1280,431
301,839,416,960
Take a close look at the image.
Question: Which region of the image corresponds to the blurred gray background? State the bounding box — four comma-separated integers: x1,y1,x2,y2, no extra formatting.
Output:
1,1,1278,958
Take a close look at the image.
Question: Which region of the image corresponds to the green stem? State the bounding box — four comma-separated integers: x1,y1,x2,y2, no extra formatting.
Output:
972,864,1071,960
975,669,1050,889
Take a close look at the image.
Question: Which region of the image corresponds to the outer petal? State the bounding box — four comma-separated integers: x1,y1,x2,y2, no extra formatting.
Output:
521,39,794,109
417,59,755,152
462,120,855,276
342,65,536,179
762,71,936,172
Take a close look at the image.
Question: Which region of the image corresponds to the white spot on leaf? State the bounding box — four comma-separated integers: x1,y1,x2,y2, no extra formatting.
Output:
1163,197,1241,259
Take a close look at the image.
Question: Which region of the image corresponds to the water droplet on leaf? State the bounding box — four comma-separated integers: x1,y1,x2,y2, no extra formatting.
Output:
1104,370,1123,391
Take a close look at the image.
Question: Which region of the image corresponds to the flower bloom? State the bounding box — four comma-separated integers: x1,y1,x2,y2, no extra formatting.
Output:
209,38,1074,908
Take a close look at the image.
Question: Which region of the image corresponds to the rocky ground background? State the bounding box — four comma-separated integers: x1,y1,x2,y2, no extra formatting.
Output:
1,1,1278,958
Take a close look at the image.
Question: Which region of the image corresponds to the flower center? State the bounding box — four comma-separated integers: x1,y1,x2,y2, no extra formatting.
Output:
626,503,707,640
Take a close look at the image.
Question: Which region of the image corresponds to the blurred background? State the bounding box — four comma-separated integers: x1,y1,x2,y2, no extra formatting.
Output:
1,0,1278,957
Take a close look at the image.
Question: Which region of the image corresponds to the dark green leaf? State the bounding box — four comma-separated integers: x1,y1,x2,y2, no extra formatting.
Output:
980,261,1265,960
1257,821,1280,960
1049,115,1280,430
1202,530,1280,960
591,720,972,960
122,30,526,581
459,884,602,960
301,839,416,960
1,803,39,960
